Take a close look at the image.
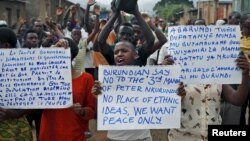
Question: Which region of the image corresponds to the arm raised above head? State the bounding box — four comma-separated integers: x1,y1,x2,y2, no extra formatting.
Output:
129,5,155,53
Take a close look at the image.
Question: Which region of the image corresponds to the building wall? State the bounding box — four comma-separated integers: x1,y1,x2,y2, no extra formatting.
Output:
0,0,26,26
50,0,74,20
233,0,250,14
197,0,232,24
177,9,198,25
233,0,241,11
242,0,250,13
197,1,217,24
217,3,232,19
25,0,75,23
0,0,85,27
25,0,40,23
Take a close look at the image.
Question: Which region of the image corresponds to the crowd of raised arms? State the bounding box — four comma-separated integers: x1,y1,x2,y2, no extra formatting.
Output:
0,0,250,141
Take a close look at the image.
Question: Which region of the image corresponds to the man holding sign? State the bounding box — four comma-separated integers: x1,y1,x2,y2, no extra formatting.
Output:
167,23,250,141
239,13,250,125
0,27,33,141
39,38,96,141
92,41,184,141
93,41,152,141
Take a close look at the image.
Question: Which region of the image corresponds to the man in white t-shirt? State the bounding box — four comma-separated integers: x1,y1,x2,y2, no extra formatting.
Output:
92,41,152,141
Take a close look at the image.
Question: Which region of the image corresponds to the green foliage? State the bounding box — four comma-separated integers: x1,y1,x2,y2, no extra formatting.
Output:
153,0,193,21
154,0,193,10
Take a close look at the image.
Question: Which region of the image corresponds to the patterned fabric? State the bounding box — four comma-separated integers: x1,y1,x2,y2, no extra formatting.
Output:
74,39,87,72
168,84,222,141
240,35,250,61
150,129,169,141
39,72,96,141
0,117,33,141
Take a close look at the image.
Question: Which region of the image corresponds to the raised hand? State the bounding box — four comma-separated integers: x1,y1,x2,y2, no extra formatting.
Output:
91,81,102,98
71,103,85,116
45,17,57,31
51,39,69,49
177,82,186,99
142,13,151,23
70,5,78,14
162,55,174,65
56,7,64,16
87,0,96,6
94,4,100,16
236,52,250,76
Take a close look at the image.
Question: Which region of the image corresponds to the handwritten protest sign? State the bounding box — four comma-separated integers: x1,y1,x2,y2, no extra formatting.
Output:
98,65,181,130
168,25,242,84
0,48,72,109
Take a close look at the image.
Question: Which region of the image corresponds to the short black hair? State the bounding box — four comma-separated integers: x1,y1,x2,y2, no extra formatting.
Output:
240,13,250,25
24,29,37,41
115,40,136,52
194,19,206,25
229,11,241,20
72,26,81,31
0,27,17,48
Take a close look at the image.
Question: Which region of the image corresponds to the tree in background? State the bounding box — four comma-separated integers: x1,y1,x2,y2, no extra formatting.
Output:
153,0,193,22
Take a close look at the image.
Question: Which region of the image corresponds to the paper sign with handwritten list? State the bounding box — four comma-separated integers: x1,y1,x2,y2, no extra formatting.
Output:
168,25,242,84
98,65,181,130
0,48,72,109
